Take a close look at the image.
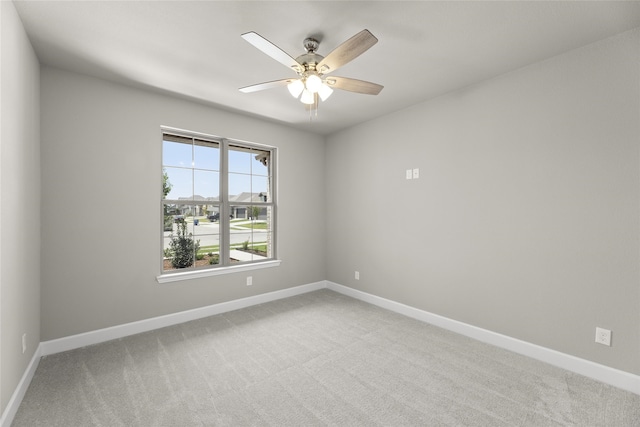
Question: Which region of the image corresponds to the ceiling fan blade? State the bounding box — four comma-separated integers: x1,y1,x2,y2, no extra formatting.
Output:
241,32,303,73
239,79,293,93
326,76,383,95
316,30,378,75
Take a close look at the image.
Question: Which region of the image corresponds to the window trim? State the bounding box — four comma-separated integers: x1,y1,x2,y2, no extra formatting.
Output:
156,259,282,283
158,126,279,282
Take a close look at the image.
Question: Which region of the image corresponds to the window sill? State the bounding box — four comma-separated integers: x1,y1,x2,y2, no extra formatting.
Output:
156,260,282,283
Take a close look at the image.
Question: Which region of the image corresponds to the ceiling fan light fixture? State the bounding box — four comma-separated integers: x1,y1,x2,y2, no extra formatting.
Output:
287,79,304,98
240,30,383,116
300,89,315,105
305,74,323,93
318,83,333,101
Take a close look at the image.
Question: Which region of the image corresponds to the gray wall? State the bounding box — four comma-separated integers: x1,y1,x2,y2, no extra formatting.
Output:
0,1,41,414
40,67,325,341
326,29,640,375
3,7,639,415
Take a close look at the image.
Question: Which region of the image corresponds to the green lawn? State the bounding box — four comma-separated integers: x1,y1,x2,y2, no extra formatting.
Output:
231,221,268,230
196,242,266,255
197,244,219,254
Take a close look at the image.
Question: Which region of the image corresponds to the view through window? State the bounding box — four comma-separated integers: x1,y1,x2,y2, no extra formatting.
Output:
161,129,275,273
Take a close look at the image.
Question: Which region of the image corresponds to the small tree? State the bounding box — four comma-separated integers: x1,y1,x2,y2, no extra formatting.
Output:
163,170,173,231
168,219,200,268
162,170,172,198
251,206,261,220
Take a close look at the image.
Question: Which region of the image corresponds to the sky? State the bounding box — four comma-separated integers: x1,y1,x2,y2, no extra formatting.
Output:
163,140,268,200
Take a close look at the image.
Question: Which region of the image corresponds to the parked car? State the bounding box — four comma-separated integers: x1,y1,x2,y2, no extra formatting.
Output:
208,213,233,222
173,215,184,223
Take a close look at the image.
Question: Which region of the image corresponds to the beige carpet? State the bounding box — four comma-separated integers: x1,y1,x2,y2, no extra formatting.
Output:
12,290,640,426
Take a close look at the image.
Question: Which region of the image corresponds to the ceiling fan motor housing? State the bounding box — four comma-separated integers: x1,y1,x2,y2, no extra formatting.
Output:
295,38,324,75
295,52,324,74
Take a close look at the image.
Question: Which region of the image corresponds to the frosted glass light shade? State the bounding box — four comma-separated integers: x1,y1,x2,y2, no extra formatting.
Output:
287,79,304,98
305,74,322,93
318,83,333,101
300,89,315,105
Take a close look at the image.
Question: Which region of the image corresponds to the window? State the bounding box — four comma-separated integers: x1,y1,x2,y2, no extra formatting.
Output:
160,128,277,279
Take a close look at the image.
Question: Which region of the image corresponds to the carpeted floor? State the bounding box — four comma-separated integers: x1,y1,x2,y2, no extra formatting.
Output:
12,289,640,426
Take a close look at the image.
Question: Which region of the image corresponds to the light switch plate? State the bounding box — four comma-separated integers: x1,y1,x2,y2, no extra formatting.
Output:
413,168,420,179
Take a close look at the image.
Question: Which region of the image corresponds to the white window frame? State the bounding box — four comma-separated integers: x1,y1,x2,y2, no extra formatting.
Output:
157,126,280,283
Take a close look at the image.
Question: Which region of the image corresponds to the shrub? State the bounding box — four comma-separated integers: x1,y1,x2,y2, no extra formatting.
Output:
163,215,173,232
242,240,249,250
209,255,219,265
168,219,200,268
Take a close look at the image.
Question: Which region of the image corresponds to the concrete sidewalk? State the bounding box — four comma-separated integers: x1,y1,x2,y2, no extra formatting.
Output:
230,249,266,262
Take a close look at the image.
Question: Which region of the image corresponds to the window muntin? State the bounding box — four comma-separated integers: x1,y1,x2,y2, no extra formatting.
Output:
161,130,275,274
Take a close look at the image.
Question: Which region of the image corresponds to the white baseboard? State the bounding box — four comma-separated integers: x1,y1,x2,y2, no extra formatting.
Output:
325,281,640,396
0,345,42,427
5,278,638,427
40,281,325,356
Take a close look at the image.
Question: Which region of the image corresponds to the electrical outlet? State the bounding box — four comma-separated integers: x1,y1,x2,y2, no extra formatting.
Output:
405,169,412,180
355,271,360,280
22,333,27,354
595,327,611,346
246,276,252,286
413,168,420,179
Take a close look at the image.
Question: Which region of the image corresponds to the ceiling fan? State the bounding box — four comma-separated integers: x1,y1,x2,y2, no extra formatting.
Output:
239,30,383,111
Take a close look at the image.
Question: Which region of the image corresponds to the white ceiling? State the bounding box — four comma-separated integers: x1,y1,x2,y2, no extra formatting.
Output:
13,1,640,135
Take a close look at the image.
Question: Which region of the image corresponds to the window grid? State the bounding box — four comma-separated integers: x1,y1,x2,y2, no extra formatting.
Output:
161,128,275,274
